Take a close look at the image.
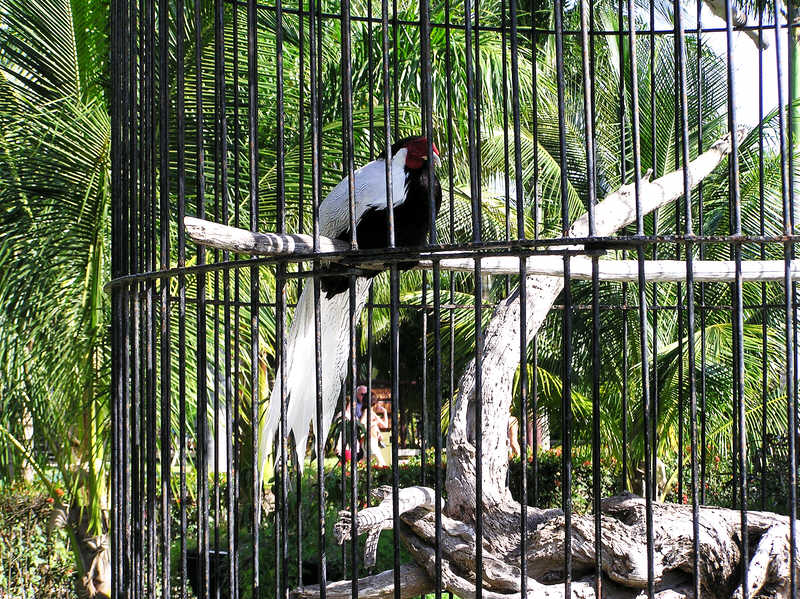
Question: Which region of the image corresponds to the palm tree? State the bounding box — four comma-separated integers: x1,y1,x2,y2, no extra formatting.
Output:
0,0,113,591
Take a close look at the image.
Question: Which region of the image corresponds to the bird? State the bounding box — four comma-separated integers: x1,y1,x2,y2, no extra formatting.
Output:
258,135,442,472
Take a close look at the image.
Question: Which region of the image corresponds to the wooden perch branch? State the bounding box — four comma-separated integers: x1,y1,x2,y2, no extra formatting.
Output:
428,256,800,282
185,214,800,283
185,216,350,255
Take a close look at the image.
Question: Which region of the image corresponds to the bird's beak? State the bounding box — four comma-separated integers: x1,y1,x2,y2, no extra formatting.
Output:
432,153,442,168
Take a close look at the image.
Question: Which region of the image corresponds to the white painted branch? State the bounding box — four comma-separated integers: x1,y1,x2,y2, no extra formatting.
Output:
445,129,745,521
430,256,800,282
570,132,743,240
184,216,350,255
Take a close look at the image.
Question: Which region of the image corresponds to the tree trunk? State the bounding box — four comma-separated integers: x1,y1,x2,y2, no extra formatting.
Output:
48,501,110,598
445,132,744,525
21,404,34,484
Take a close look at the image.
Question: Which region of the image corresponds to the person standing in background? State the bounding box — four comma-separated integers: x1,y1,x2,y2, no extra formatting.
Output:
355,385,367,421
363,395,389,466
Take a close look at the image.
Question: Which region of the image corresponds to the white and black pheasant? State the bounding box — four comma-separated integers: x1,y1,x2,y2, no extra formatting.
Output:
259,136,442,469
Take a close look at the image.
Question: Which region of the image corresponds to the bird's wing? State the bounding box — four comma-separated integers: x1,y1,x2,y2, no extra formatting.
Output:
318,149,409,239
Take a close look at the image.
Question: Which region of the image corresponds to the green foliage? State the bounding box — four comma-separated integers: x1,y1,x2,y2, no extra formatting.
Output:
0,483,77,598
0,0,111,537
167,464,420,598
508,449,622,513
324,458,434,508
670,432,799,515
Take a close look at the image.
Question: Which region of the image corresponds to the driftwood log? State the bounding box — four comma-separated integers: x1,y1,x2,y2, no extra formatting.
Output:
187,129,800,598
326,489,800,599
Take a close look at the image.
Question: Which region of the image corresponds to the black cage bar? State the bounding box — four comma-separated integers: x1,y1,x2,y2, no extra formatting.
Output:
110,0,800,598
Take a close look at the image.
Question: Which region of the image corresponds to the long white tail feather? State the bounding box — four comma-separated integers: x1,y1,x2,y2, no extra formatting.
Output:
258,276,372,475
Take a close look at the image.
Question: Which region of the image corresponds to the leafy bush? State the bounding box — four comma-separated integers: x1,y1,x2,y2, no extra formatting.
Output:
0,483,76,598
323,456,437,508
670,433,797,514
507,448,623,512
169,463,419,599
324,448,623,514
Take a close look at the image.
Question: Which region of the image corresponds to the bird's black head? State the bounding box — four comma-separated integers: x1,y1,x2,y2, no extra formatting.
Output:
379,136,441,170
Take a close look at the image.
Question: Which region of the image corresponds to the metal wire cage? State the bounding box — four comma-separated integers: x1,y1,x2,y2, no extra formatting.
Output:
109,0,800,597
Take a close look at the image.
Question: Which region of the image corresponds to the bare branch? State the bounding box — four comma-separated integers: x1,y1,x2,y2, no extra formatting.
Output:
335,486,439,568
290,564,433,599
445,129,746,521
427,256,800,282
184,216,350,256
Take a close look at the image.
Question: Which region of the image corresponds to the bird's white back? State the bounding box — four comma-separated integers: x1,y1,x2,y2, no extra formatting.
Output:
318,148,409,239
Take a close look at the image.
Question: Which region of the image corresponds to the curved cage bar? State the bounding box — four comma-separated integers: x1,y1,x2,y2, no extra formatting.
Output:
109,0,799,597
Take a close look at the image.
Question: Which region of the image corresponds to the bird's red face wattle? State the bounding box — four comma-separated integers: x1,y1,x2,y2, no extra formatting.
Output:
404,137,440,170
